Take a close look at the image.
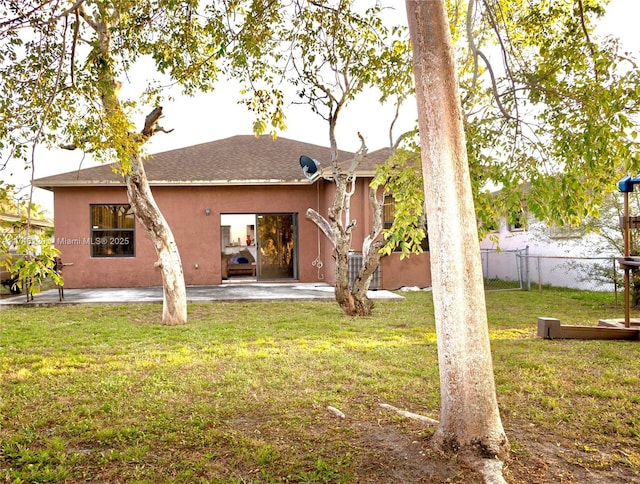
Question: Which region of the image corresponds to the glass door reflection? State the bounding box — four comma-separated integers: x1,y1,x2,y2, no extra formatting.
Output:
257,213,297,280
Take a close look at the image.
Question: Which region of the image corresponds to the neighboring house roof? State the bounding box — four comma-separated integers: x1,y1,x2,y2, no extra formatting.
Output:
0,213,54,229
34,135,391,189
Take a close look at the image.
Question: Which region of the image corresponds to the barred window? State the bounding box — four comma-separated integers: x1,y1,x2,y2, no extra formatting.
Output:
383,194,429,252
383,194,395,230
90,204,135,257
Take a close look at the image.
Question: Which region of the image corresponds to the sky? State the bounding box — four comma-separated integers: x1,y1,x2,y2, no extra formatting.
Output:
3,0,640,215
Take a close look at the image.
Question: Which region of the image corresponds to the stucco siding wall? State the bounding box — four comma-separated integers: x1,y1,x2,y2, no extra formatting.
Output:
209,184,323,284
315,178,432,290
54,184,331,288
52,180,432,289
380,252,431,290
54,187,161,288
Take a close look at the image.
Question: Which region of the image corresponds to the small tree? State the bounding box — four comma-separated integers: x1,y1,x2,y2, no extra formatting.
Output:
270,0,415,316
1,1,282,323
569,189,640,306
0,185,61,299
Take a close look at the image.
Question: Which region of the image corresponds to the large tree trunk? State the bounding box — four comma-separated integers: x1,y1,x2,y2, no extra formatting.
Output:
405,0,509,476
126,154,187,326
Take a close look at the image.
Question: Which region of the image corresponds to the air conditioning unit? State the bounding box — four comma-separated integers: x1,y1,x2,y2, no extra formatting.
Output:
348,252,380,290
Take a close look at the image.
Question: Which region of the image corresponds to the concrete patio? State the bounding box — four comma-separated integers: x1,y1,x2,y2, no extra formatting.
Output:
0,282,404,307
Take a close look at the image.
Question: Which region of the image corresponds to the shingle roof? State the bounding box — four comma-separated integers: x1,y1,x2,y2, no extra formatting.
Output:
34,135,390,189
0,213,54,228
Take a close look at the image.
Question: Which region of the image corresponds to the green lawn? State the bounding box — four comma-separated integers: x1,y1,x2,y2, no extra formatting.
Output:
1,289,638,483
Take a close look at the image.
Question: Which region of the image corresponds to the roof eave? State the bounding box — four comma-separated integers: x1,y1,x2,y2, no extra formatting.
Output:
33,172,376,190
34,179,316,189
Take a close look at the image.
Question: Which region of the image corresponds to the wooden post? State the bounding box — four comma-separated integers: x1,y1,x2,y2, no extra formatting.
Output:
623,191,630,328
537,317,561,339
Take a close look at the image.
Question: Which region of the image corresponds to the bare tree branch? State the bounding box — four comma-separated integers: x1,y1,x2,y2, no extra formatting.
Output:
0,0,85,32
346,131,367,174
77,3,98,31
465,0,519,123
576,0,599,82
306,208,336,246
379,403,439,425
141,106,171,138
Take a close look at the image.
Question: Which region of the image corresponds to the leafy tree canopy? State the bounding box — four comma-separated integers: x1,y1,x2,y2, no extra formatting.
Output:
374,0,640,257
458,0,640,231
1,0,638,252
0,0,284,171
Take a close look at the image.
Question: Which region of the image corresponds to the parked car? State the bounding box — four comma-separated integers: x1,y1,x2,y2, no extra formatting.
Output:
0,252,25,294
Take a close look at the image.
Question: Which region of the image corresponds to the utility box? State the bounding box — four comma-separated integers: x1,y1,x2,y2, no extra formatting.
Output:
348,252,380,290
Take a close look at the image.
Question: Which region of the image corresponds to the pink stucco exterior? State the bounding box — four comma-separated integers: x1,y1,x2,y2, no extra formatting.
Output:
52,181,431,290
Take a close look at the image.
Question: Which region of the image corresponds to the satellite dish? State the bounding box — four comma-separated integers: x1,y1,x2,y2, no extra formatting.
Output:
299,155,320,180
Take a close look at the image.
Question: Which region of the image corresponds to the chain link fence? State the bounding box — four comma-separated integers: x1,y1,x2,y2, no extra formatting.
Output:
481,247,623,297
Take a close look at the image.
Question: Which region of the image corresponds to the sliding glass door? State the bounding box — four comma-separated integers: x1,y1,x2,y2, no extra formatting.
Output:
256,213,297,280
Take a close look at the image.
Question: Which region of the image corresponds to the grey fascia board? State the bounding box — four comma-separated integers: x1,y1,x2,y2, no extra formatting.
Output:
34,179,312,188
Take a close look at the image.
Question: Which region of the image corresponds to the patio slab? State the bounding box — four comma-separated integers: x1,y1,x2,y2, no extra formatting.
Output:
0,283,404,307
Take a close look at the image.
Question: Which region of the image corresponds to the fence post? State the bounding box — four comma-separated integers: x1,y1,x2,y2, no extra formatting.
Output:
613,256,618,305
537,255,542,291
482,249,489,285
525,246,530,291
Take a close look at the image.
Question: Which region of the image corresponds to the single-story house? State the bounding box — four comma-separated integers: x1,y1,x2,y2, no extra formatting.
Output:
34,135,431,290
